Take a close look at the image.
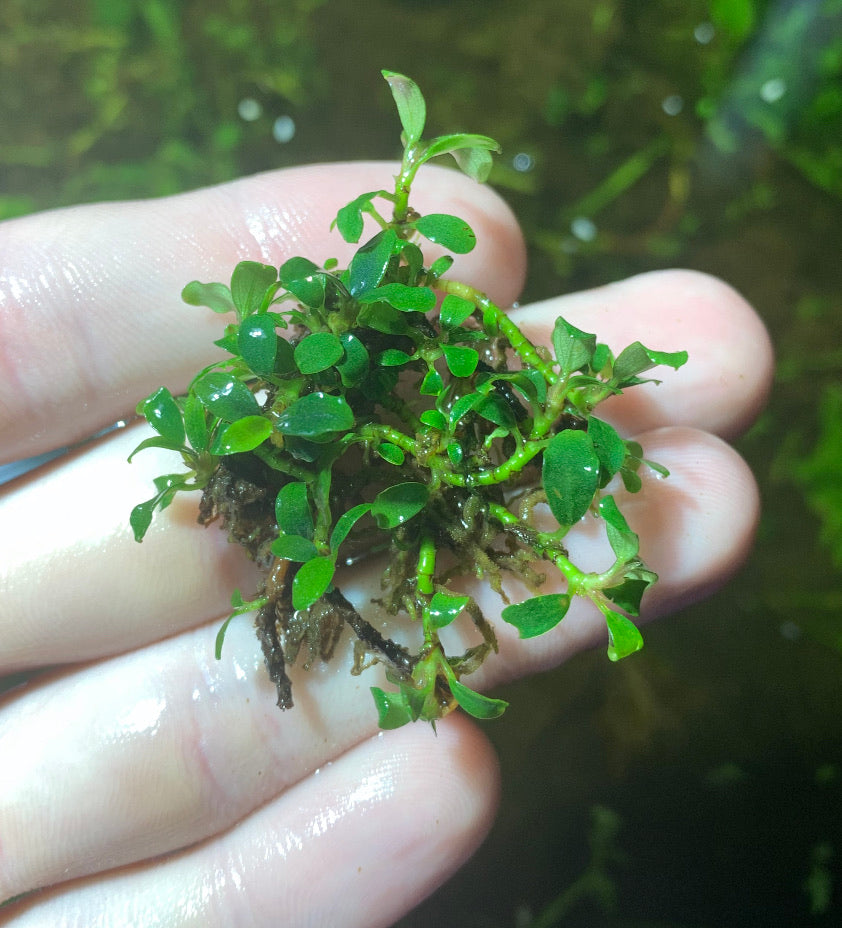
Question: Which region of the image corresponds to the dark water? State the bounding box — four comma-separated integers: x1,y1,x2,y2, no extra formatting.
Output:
2,0,841,924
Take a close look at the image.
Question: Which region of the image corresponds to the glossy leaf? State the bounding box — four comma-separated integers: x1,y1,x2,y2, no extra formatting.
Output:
427,255,454,281
181,280,236,315
449,679,508,719
612,341,689,387
358,283,436,313
333,191,382,244
292,556,335,611
598,495,639,562
542,429,600,526
371,482,429,529
279,256,324,308
419,409,447,430
427,592,469,630
379,348,414,367
421,133,501,168
605,609,644,661
371,687,414,729
439,293,475,328
452,146,495,183
382,70,426,144
442,344,479,378
275,481,314,539
588,416,627,484
231,261,277,318
420,368,444,396
502,593,571,638
193,372,261,421
552,316,596,376
448,392,483,428
270,533,319,563
183,392,209,452
336,333,370,386
275,393,354,440
214,613,236,660
329,503,372,552
139,387,184,445
294,332,344,374
413,214,476,254
210,415,272,454
348,229,397,297
603,565,657,616
476,393,516,429
238,316,278,375
377,442,405,465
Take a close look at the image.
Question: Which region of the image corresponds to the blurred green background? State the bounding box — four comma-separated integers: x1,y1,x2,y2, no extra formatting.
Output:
2,0,841,924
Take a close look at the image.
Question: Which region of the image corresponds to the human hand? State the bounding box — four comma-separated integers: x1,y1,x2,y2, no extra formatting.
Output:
0,163,772,925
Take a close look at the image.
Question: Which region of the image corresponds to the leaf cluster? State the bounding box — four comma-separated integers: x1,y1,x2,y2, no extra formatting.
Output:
130,72,687,728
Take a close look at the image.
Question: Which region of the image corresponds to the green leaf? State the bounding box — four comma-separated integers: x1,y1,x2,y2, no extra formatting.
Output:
377,442,405,466
448,392,484,428
552,316,596,376
449,679,508,719
130,499,156,542
420,368,444,395
439,293,475,328
275,392,354,440
139,387,185,445
382,70,426,144
598,495,639,562
230,261,277,318
379,348,414,367
452,146,495,183
214,613,236,660
476,393,516,429
292,556,335,611
329,503,372,552
294,332,344,374
193,372,261,421
604,609,644,661
442,344,479,378
501,593,571,638
126,435,185,463
370,687,414,729
357,302,411,336
412,214,476,254
335,333,370,386
611,341,688,387
276,482,314,539
279,256,324,308
183,392,210,452
603,564,658,616
542,429,600,526
588,417,627,484
348,229,397,297
421,133,501,173
371,482,429,529
427,592,469,630
238,316,278,375
270,533,319,562
181,280,237,315
333,191,384,244
210,415,273,454
419,409,447,430
358,283,436,312
447,442,464,465
427,255,454,282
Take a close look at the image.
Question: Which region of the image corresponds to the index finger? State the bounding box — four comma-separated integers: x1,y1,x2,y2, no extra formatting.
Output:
0,163,526,463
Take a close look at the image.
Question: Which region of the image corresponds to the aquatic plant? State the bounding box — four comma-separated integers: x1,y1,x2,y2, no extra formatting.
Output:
130,71,686,728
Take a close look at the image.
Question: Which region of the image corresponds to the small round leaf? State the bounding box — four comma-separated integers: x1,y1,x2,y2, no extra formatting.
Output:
371,482,429,529
413,214,477,254
294,332,344,374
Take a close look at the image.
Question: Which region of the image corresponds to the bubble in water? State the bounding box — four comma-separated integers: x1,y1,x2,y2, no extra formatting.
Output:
760,78,787,103
570,216,597,242
694,22,715,44
238,98,262,122
662,94,684,116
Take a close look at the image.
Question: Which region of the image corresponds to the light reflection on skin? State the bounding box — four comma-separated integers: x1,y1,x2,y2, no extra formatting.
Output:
117,696,167,736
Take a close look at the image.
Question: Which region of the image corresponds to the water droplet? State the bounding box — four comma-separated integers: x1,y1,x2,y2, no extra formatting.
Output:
570,216,597,242
662,94,684,116
512,152,534,172
238,98,262,121
760,78,786,103
273,115,296,144
694,22,715,44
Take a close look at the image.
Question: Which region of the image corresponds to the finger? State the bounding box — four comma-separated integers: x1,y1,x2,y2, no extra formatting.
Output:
513,268,774,440
0,163,526,462
0,427,754,896
0,270,768,671
0,715,499,926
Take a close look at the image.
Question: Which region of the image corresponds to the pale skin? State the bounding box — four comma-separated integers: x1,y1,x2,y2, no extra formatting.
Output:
0,163,773,926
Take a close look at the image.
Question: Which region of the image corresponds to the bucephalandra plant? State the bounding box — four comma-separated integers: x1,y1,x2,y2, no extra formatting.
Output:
130,70,687,729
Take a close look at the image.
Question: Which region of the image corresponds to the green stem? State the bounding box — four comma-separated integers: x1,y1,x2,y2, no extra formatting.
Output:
436,280,559,386
441,440,545,487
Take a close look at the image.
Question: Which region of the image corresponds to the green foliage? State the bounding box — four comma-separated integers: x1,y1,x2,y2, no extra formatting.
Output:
130,72,685,728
